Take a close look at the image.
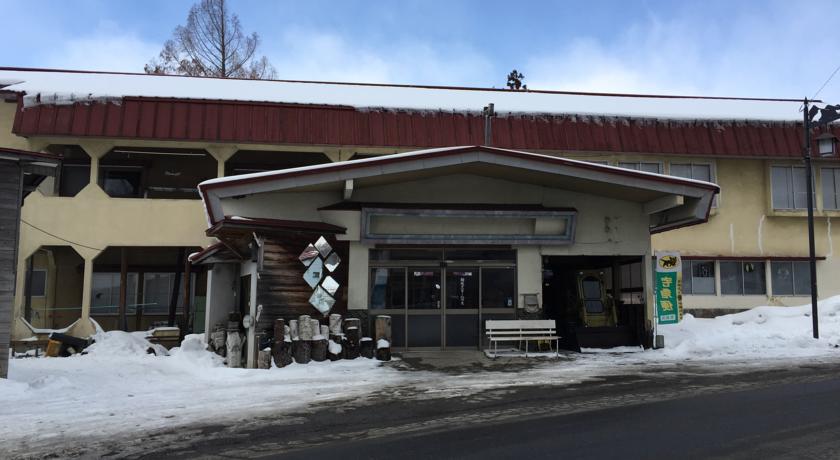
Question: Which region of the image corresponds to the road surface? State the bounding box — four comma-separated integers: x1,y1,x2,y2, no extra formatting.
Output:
108,361,840,459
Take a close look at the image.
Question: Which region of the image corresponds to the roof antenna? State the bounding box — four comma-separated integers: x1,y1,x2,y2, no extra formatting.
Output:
483,103,495,146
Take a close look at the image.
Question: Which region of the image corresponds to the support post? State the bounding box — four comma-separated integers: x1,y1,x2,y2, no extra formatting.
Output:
118,247,128,331
804,98,820,339
182,258,192,333
168,248,185,327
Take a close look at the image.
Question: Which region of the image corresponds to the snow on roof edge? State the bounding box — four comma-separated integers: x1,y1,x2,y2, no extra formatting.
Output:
0,68,808,122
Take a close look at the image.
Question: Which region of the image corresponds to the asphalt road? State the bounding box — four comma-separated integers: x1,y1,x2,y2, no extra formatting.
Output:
117,362,840,460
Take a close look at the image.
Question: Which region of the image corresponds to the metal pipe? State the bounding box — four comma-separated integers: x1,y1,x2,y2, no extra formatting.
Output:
804,98,820,339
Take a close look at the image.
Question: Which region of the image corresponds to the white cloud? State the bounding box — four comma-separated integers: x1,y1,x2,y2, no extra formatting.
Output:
43,21,159,73
264,26,495,86
524,2,840,102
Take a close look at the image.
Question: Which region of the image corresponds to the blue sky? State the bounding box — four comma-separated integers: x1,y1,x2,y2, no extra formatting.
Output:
3,0,840,103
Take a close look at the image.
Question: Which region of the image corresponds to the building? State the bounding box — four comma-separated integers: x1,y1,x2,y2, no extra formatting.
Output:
0,146,60,377
0,67,837,353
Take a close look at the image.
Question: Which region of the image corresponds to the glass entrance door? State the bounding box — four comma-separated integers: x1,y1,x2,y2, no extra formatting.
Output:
369,248,517,350
406,268,442,347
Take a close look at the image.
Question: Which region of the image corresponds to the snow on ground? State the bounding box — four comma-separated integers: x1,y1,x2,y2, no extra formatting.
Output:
2,297,840,453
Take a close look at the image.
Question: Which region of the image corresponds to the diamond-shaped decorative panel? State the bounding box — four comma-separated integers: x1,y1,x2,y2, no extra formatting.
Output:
308,286,336,315
321,276,339,296
303,257,324,288
314,236,332,257
324,252,341,272
299,244,319,267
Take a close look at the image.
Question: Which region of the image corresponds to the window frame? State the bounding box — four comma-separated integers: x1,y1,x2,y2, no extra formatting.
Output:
617,161,664,174
770,164,815,211
719,260,766,296
770,261,812,296
669,161,718,207
682,259,717,295
26,269,48,298
821,166,840,211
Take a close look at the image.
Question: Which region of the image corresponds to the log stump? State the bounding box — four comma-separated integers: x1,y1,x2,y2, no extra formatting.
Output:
272,319,293,368
258,348,272,369
298,315,313,341
293,339,311,364
345,325,361,360
360,337,374,358
289,320,299,341
375,338,392,361
329,314,342,335
327,339,343,361
311,338,328,362
375,315,392,341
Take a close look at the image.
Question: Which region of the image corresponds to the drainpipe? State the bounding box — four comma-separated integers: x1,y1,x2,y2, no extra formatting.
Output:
483,103,495,146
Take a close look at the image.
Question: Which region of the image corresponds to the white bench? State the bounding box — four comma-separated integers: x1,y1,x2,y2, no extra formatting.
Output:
485,319,560,358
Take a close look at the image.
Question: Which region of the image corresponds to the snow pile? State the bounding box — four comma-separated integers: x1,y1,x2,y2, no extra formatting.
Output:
377,339,390,349
85,330,168,357
0,331,403,456
658,296,840,360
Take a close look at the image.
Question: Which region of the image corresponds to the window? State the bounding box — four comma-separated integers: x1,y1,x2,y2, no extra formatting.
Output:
720,261,766,295
369,268,405,309
142,273,191,314
771,165,812,210
91,272,138,314
618,162,662,174
771,261,811,296
682,260,715,295
619,261,645,305
101,167,143,198
25,269,47,297
822,167,840,210
407,270,441,309
59,164,90,197
671,163,717,206
446,269,479,309
481,268,515,308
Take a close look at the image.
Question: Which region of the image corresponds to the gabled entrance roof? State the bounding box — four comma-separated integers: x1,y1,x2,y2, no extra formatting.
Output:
198,145,719,234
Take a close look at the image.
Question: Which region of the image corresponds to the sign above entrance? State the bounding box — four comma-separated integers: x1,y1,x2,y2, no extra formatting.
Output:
361,207,577,245
654,251,683,325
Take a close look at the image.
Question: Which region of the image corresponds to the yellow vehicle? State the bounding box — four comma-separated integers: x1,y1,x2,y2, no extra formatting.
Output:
575,270,618,327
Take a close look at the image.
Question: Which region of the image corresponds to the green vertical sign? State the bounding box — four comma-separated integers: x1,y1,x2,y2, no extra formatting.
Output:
655,271,680,324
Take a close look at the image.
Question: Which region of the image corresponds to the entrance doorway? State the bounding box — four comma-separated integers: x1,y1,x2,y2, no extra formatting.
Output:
369,248,517,349
542,255,647,349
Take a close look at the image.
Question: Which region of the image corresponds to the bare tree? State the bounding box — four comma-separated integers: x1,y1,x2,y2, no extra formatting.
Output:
145,0,276,79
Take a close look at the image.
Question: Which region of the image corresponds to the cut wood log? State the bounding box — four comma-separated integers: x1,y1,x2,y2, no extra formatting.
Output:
292,339,311,364
309,319,321,339
345,325,360,360
258,348,272,369
320,325,330,338
328,314,342,335
375,315,392,343
360,337,374,358
289,320,299,341
226,331,243,368
272,319,293,368
375,338,391,361
327,339,342,361
311,338,328,362
298,315,313,341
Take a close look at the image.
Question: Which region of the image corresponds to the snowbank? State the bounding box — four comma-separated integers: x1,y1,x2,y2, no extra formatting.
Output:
657,297,840,360
0,331,402,455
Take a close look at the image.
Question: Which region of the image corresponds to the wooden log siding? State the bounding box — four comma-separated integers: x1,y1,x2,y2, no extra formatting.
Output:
0,162,22,378
255,234,348,333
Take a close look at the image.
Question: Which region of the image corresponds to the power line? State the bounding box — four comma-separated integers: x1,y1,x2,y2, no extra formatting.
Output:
812,62,840,100
20,219,103,252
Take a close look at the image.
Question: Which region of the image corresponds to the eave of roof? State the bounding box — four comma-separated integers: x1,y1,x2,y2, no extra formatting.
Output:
0,146,61,163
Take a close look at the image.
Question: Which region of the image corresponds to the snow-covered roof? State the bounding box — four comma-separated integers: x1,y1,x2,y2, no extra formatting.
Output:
0,68,806,121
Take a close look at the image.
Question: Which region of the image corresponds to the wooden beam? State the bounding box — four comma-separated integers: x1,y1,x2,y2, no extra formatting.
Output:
643,195,684,214
167,248,185,327
182,258,192,333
